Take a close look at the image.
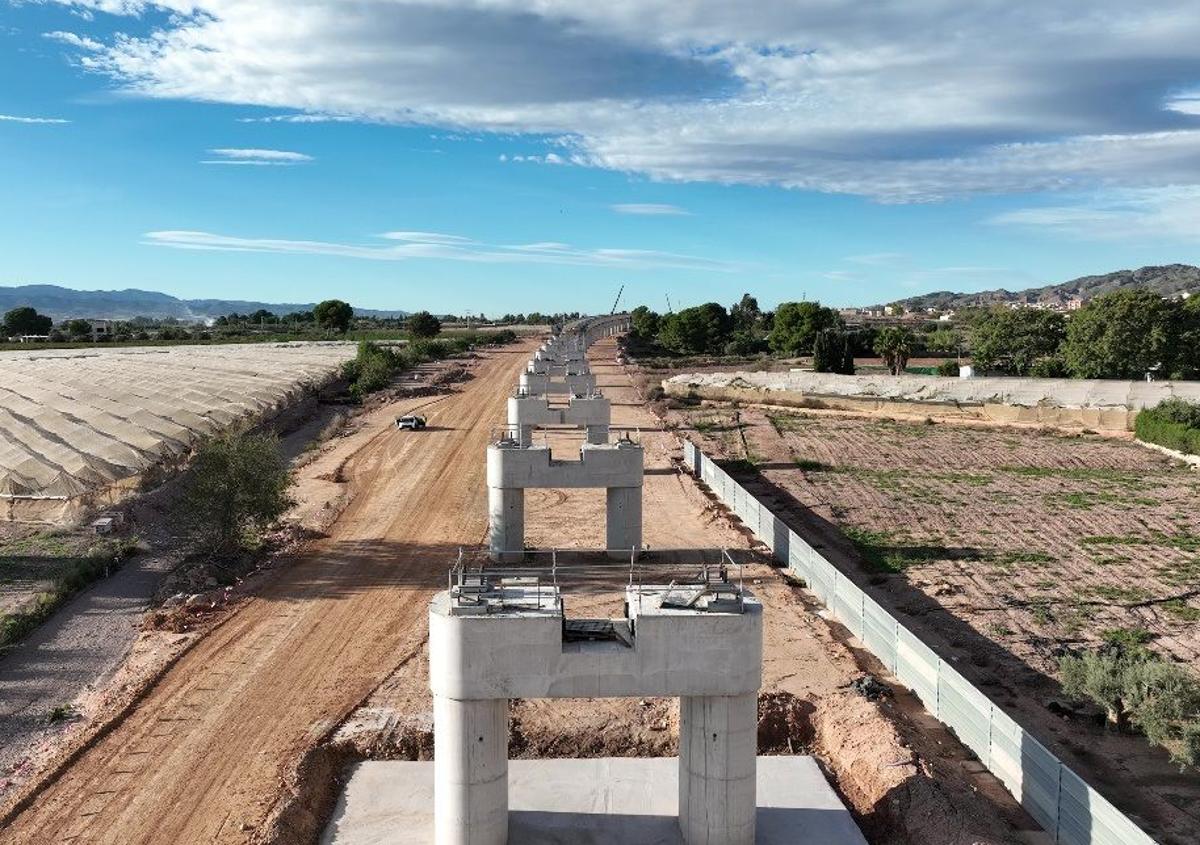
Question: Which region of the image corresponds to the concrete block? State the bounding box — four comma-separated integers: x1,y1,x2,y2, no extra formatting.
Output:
322,757,869,845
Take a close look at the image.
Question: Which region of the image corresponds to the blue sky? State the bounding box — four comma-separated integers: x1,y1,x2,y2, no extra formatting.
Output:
2,1,1199,314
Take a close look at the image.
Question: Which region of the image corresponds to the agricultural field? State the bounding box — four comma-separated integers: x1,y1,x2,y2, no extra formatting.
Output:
672,402,1200,843
0,342,356,522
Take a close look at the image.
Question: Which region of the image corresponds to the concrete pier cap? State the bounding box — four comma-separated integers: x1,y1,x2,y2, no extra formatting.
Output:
518,371,597,397
486,438,643,561
429,563,763,845
506,394,611,446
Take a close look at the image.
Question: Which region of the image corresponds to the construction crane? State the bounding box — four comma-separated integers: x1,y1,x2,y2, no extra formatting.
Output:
665,293,673,314
610,284,624,315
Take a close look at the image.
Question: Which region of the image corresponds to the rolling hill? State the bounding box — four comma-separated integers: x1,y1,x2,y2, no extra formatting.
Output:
890,264,1200,312
0,284,408,321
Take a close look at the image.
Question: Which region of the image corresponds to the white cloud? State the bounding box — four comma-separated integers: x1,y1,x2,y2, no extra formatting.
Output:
142,229,736,271
44,30,104,50
37,1,1200,209
989,187,1200,241
0,114,71,124
201,148,313,166
500,152,571,165
611,203,691,216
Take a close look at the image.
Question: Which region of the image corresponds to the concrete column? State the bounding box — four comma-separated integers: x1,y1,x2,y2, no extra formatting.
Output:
434,695,509,845
516,425,533,448
488,486,524,563
585,423,610,445
605,485,642,557
678,693,757,845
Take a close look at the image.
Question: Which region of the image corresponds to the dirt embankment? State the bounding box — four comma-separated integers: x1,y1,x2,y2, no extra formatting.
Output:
0,349,509,843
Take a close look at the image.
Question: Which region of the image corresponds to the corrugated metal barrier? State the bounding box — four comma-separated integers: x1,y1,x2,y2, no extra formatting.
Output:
681,439,1159,845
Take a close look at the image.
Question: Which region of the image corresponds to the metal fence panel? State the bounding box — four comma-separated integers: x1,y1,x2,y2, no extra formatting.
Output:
683,442,1159,845
787,531,813,582
989,706,1060,837
833,573,865,639
1058,768,1158,845
806,553,837,606
895,624,940,715
937,663,992,765
861,594,898,673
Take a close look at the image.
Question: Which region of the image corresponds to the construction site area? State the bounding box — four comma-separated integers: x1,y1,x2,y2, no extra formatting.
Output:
0,318,1187,845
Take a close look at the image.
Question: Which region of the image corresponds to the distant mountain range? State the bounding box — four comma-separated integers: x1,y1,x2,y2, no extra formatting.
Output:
888,264,1200,312
0,285,408,321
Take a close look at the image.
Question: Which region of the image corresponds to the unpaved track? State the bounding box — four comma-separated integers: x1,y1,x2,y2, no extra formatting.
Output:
1,343,534,844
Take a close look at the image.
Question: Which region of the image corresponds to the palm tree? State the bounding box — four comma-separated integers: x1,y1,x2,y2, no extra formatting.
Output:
873,326,914,375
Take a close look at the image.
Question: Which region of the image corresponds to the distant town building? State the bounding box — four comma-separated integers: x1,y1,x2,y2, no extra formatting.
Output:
90,319,113,340
1066,297,1083,311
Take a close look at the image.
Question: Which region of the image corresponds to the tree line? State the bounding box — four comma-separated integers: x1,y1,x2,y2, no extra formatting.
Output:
629,288,1200,380
2,300,450,344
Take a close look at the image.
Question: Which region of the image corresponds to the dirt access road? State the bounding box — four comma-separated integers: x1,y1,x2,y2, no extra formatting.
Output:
3,335,1035,845
0,341,536,844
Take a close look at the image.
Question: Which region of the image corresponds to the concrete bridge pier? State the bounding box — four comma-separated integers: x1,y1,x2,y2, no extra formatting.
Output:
679,693,758,845
433,695,509,845
486,441,643,561
487,486,525,564
605,486,642,557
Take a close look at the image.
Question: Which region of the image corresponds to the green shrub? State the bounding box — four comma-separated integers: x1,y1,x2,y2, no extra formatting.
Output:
1028,355,1068,378
1060,640,1200,769
936,359,959,377
408,339,450,362
185,432,293,557
343,341,406,398
1135,399,1200,456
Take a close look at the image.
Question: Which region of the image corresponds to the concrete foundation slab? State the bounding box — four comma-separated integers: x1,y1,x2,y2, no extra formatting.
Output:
322,757,867,845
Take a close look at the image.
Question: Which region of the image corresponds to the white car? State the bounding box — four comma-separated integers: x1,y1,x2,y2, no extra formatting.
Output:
395,414,427,430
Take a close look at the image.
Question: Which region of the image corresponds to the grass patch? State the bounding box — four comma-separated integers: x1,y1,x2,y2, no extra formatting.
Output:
990,550,1055,574
1101,626,1154,649
794,458,832,472
0,537,139,649
766,412,812,434
1082,532,1200,551
999,465,1154,488
1163,600,1200,622
1088,584,1151,603
1157,558,1200,587
842,526,984,574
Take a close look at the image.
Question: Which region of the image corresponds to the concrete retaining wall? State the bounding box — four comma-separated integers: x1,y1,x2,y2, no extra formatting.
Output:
664,372,1200,432
682,439,1160,845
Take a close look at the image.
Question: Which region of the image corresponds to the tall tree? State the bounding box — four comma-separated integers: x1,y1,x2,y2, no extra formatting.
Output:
1063,289,1177,379
657,302,731,355
968,308,1066,375
1175,297,1200,380
768,301,841,355
313,299,354,333
630,305,661,340
729,293,762,333
3,306,52,337
874,326,915,375
407,311,442,339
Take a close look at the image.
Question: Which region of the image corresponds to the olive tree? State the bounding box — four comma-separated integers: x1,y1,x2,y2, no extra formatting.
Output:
185,432,292,556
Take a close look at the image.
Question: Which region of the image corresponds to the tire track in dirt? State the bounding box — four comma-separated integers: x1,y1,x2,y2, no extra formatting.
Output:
0,342,536,845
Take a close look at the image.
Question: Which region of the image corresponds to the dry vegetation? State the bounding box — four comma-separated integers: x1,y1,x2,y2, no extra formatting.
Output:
670,400,1200,844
